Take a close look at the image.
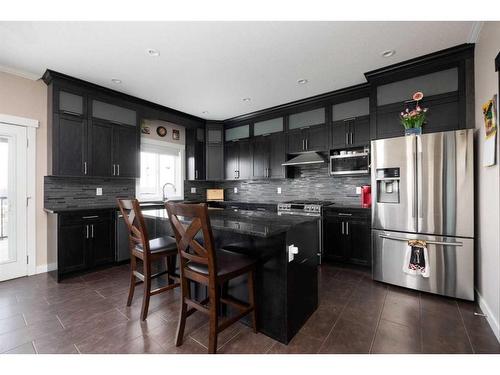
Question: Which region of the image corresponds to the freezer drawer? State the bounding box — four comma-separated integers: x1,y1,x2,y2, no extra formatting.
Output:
372,229,474,300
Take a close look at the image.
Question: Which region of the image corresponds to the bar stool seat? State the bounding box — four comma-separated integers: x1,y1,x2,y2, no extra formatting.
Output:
186,249,256,280
135,236,177,254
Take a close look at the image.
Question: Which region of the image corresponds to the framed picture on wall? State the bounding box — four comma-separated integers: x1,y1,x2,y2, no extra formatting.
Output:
172,129,180,141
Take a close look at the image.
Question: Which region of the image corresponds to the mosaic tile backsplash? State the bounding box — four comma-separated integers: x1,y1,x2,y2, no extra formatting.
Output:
44,176,136,211
184,164,370,205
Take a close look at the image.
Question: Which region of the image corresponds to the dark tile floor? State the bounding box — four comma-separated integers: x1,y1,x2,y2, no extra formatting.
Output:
0,263,499,354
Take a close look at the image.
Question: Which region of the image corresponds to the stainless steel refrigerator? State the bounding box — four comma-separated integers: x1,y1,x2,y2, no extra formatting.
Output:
371,129,474,300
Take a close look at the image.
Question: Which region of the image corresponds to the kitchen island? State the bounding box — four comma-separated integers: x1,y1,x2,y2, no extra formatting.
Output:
143,207,319,344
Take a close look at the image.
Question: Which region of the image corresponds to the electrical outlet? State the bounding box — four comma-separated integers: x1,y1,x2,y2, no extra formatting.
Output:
356,186,362,195
96,187,103,196
277,187,282,194
191,187,197,194
234,187,238,194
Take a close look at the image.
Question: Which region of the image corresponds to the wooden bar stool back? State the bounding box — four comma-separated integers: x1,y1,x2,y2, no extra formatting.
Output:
117,198,179,321
165,202,257,354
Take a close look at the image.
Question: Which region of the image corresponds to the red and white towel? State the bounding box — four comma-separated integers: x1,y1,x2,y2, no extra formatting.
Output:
403,239,430,278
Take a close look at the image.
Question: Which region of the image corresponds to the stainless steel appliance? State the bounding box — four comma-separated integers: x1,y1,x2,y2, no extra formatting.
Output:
278,200,332,263
330,149,370,176
371,129,474,300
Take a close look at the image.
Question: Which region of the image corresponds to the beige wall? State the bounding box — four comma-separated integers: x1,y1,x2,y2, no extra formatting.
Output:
0,71,49,268
474,21,500,341
141,119,185,145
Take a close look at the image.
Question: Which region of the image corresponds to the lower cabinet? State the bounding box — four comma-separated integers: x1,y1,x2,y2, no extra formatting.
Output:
323,208,371,266
55,210,114,281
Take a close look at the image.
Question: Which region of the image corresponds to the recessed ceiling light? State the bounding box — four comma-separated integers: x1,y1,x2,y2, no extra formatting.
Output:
202,111,209,114
242,97,251,102
147,49,160,57
111,79,122,84
297,79,309,85
381,49,396,58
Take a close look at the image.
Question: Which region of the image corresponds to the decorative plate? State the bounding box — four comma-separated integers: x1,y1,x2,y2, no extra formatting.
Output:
156,126,167,137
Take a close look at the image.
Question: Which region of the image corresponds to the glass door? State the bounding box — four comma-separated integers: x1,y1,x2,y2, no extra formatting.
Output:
0,123,27,281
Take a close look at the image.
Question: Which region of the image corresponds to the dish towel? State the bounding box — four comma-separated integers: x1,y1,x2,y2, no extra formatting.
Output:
402,239,430,278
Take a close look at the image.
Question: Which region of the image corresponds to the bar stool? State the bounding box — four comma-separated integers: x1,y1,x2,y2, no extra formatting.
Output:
117,199,179,321
165,202,257,354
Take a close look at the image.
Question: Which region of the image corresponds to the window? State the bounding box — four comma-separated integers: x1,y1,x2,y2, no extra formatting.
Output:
137,139,184,201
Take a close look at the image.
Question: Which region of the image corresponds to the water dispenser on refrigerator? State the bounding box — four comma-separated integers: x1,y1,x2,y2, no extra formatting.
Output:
375,168,400,204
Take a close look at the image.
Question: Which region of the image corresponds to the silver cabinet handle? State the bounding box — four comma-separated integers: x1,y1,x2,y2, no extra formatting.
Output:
378,234,463,247
91,224,94,238
341,221,344,234
82,215,99,219
85,225,89,239
302,139,305,151
346,222,349,235
305,138,308,150
84,161,87,175
195,170,198,179
338,213,352,216
345,133,348,145
117,164,120,176
112,164,116,176
350,133,353,144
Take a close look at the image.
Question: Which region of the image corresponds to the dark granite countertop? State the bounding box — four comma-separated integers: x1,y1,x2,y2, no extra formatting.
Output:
143,208,319,238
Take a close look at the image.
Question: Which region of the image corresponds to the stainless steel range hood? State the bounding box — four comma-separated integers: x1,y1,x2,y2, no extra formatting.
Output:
282,151,326,166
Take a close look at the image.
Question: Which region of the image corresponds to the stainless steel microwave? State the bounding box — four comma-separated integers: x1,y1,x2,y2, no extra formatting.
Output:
330,151,370,176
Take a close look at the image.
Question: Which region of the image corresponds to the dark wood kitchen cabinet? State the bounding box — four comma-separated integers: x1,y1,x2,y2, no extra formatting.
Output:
112,125,139,177
323,207,371,266
54,210,115,281
186,127,206,180
225,139,251,180
252,132,285,179
287,124,328,153
331,115,370,149
206,122,224,180
88,120,139,178
53,114,89,176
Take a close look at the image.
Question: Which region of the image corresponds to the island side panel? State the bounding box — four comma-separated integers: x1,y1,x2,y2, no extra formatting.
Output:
286,218,319,342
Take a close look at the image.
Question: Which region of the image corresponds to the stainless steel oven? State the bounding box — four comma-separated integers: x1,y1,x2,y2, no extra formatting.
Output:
330,151,370,176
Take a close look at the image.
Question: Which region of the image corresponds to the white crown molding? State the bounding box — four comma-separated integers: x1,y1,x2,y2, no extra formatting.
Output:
468,21,484,43
0,113,39,128
0,64,41,81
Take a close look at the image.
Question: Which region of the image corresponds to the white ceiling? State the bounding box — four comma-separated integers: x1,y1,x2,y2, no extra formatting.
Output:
0,21,477,120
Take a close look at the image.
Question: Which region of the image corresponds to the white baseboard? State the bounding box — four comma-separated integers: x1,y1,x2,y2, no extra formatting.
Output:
476,289,500,343
35,262,57,274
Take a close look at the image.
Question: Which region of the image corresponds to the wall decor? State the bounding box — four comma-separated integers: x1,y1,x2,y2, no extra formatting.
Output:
482,94,497,167
141,125,151,134
156,126,167,137
172,129,180,141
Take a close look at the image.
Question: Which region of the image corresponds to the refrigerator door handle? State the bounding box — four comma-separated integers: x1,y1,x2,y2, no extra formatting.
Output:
417,147,424,220
378,234,463,247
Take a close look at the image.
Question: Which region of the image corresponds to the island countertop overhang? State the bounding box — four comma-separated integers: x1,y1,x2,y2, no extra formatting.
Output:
143,208,319,238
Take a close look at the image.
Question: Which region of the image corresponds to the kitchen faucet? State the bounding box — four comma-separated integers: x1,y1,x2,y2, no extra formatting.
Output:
162,182,177,201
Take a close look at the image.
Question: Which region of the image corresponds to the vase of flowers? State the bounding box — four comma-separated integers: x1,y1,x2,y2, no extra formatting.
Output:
400,91,428,135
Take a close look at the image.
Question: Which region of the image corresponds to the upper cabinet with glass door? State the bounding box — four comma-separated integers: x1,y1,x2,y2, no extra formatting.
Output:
254,117,283,136
92,100,137,126
288,107,325,130
375,68,460,139
225,124,250,141
56,90,85,117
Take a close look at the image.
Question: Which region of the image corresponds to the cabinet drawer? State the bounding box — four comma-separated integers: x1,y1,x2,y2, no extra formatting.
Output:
59,210,114,225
